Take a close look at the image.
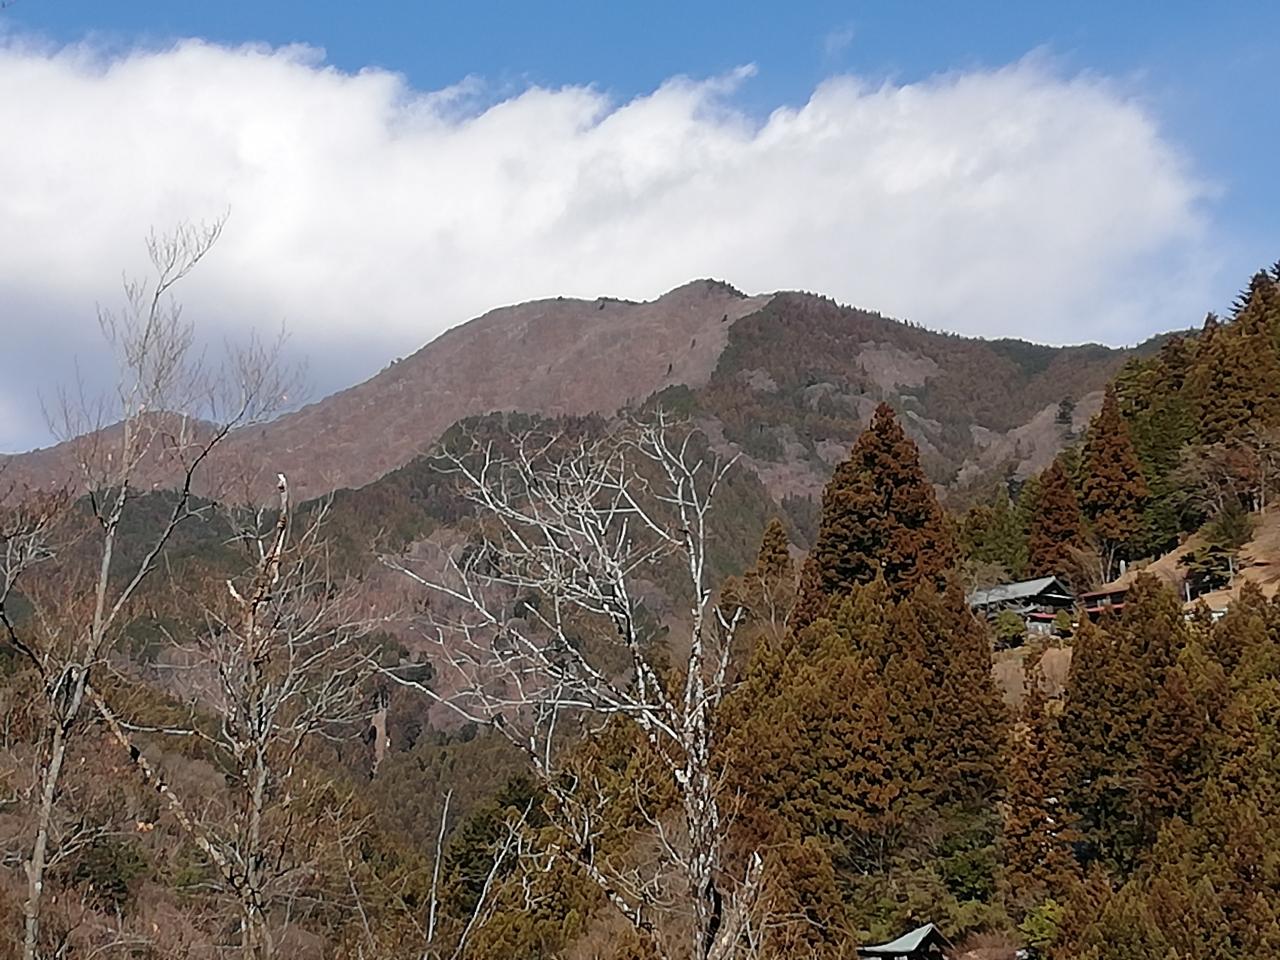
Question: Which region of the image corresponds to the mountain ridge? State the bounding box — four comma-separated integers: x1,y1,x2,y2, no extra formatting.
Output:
0,279,1131,504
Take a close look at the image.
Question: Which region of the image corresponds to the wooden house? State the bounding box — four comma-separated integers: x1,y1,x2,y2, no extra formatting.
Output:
967,576,1075,634
1078,584,1128,619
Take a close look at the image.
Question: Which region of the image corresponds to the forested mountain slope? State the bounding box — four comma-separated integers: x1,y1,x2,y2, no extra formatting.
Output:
691,292,1133,508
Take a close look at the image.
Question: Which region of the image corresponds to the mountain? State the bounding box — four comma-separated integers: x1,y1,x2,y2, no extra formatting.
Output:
0,280,765,500
0,280,1130,505
691,292,1132,506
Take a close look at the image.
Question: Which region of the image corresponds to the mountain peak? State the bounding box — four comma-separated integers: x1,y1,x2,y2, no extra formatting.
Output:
220,281,768,499
656,278,747,301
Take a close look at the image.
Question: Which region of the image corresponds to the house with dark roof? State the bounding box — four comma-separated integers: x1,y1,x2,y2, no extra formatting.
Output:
1078,584,1128,619
967,575,1075,635
857,922,952,959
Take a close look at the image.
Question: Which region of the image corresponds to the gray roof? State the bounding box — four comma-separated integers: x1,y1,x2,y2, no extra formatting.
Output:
967,576,1071,608
858,922,948,956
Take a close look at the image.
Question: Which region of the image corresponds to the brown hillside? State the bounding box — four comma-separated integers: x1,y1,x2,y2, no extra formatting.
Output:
2,281,1130,505
1109,508,1280,608
227,279,769,500
2,280,766,500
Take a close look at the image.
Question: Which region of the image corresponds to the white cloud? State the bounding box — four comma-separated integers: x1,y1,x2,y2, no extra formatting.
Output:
0,39,1216,450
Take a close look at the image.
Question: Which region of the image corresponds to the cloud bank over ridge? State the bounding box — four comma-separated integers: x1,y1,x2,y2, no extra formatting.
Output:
0,39,1216,450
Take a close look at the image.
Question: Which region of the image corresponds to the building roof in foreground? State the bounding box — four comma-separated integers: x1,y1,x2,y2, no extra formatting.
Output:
858,922,950,956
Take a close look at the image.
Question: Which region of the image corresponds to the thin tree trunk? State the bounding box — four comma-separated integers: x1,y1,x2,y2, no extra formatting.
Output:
23,718,70,960
19,512,114,957
242,744,272,960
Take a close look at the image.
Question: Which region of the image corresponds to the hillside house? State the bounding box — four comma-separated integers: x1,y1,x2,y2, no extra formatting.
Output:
967,576,1075,635
1079,585,1128,619
857,922,952,959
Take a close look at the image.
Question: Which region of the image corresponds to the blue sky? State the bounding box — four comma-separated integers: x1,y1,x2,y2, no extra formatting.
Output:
0,1,1275,449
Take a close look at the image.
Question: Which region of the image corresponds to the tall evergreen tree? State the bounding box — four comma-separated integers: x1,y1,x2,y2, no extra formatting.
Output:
1027,458,1087,581
1208,582,1272,681
724,625,924,875
741,517,797,632
1061,577,1196,872
754,838,851,960
918,582,1008,804
959,489,1028,580
1081,386,1149,581
1137,663,1204,830
879,597,942,808
1050,867,1115,960
1059,615,1131,869
1002,649,1078,915
1113,575,1190,703
1054,609,1280,960
1114,334,1199,556
719,517,797,691
793,403,956,627
1190,273,1280,444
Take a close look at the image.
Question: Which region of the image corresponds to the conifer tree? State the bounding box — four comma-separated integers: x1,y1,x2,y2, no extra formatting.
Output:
1189,322,1245,446
727,577,992,884
1137,663,1204,829
1063,577,1193,871
1081,386,1149,581
1049,866,1114,960
1190,272,1280,444
793,403,956,627
727,640,920,872
959,489,1028,579
1113,575,1189,701
754,838,851,960
1026,458,1087,581
919,582,1008,804
1208,582,1272,681
828,573,895,664
1062,657,1280,959
1015,473,1042,534
1115,334,1199,556
1176,635,1231,743
719,517,798,694
1059,616,1132,868
1046,530,1280,955
1002,650,1078,915
879,597,941,808
741,517,796,633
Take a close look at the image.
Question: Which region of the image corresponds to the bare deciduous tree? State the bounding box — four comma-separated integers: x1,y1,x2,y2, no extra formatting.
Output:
68,478,387,959
1241,424,1280,514
181,479,378,958
1172,440,1265,520
0,220,294,960
384,413,762,960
